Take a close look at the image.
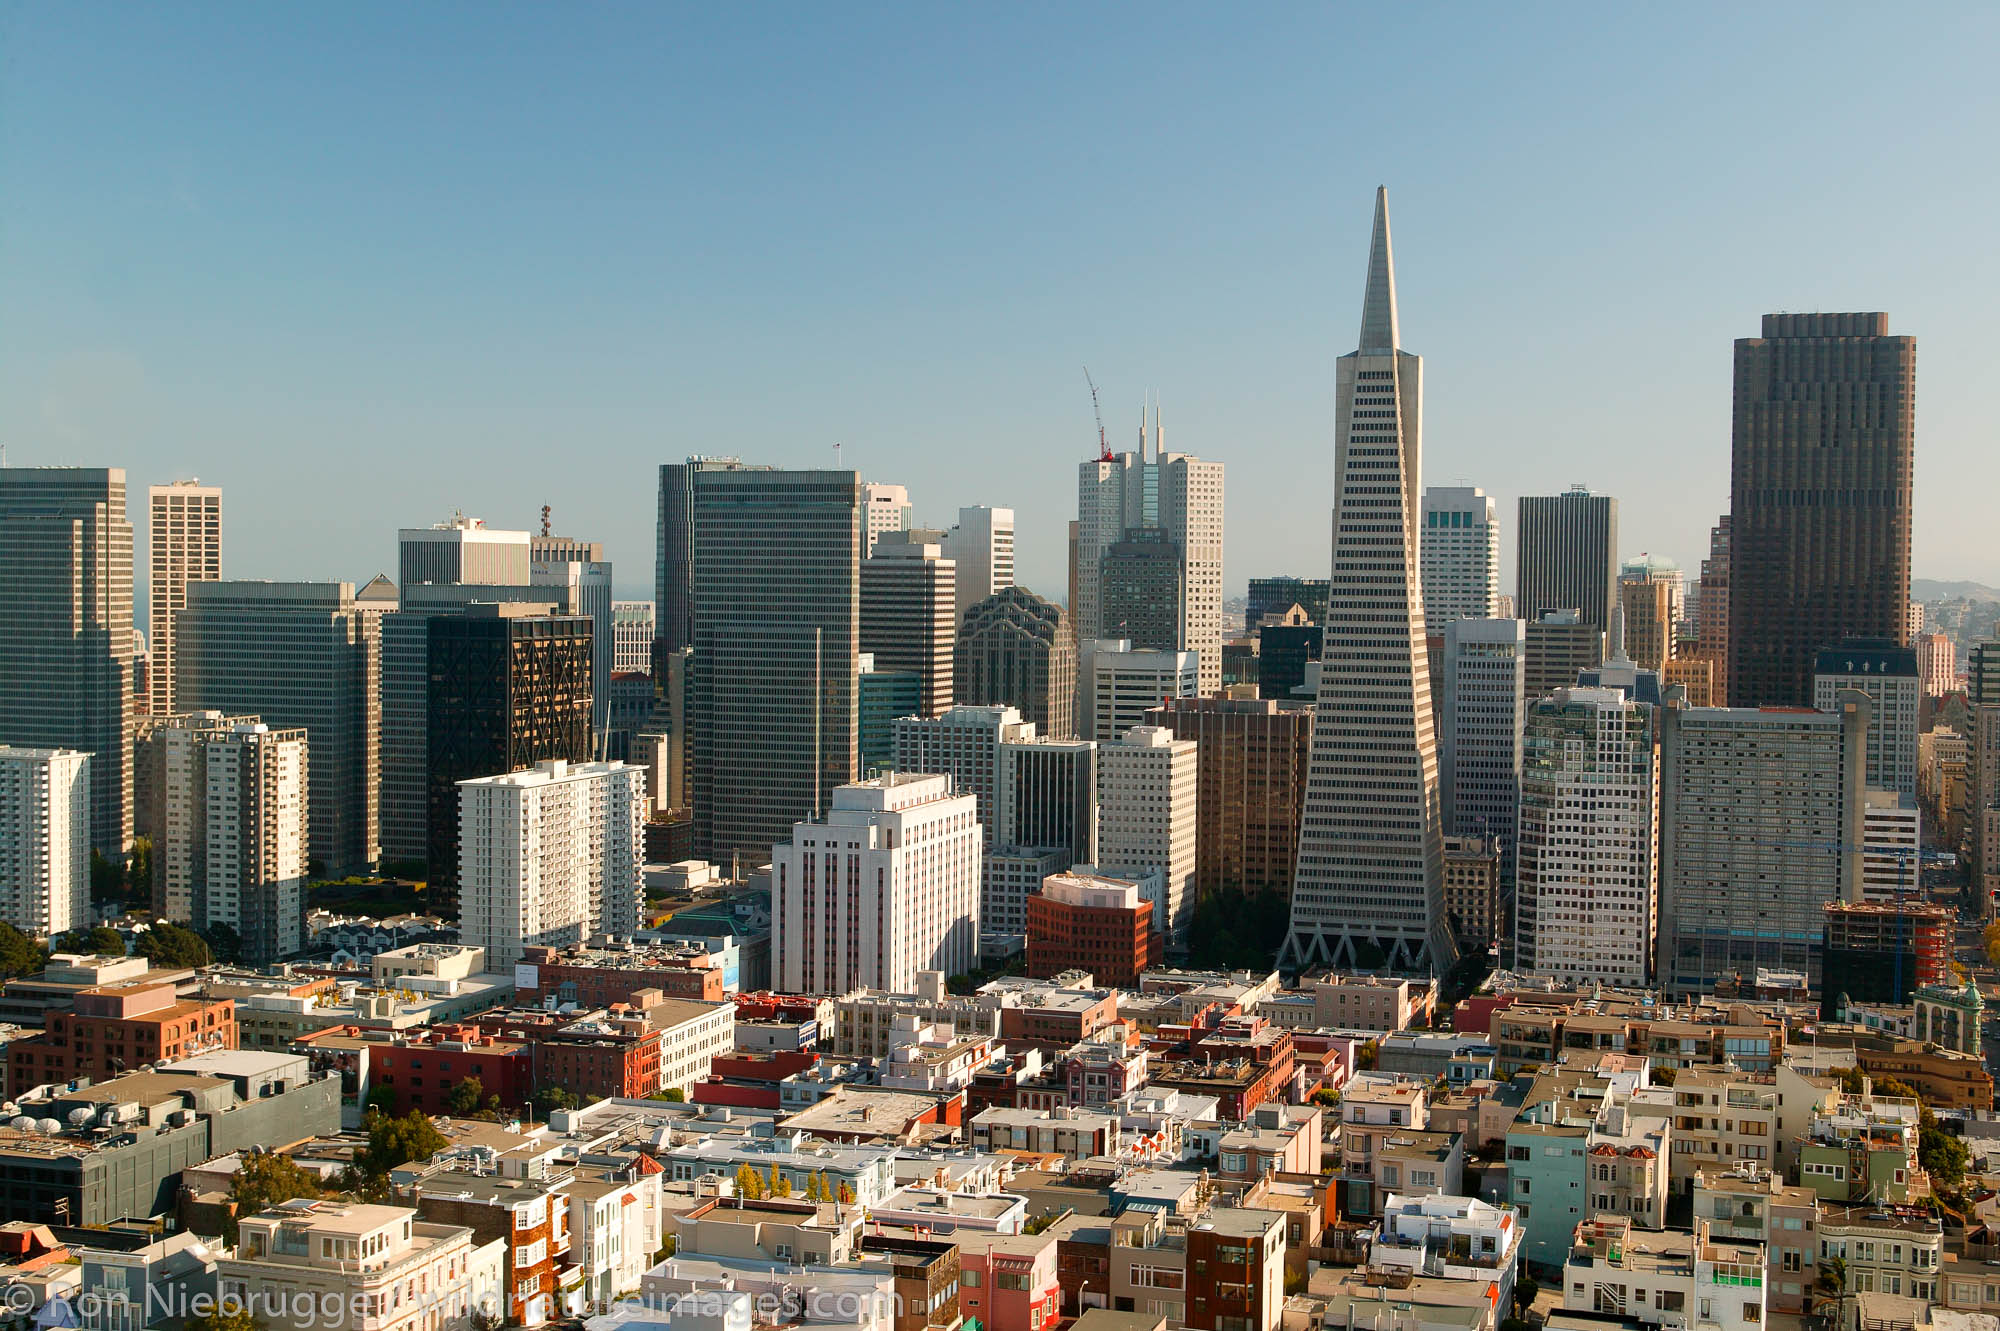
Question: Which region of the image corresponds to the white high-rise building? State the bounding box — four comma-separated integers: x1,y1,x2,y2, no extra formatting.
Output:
861,483,913,558
1860,790,1922,904
941,506,1016,623
1075,421,1224,692
773,772,981,995
1516,688,1659,984
1813,639,1921,799
892,705,1036,842
457,759,646,969
398,514,531,586
1440,618,1526,883
1284,189,1455,975
612,601,655,674
1095,725,1197,944
157,713,309,964
1078,639,1199,743
1420,486,1499,631
862,536,957,718
147,480,222,719
0,747,91,938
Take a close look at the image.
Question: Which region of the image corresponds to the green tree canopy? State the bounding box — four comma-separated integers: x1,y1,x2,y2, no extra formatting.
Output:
201,922,244,965
186,1307,260,1331
56,925,126,956
448,1076,487,1116
137,920,212,969
355,1108,448,1181
1920,1123,1969,1189
0,923,48,979
228,1151,324,1240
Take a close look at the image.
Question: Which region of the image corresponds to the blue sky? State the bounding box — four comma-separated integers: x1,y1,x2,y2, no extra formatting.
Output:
4,4,1996,607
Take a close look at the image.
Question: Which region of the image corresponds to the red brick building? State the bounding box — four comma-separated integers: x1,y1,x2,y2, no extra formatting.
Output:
990,983,1120,1055
531,1011,664,1100
1025,873,1161,988
514,943,725,1005
363,1026,535,1116
7,980,235,1095
1184,1208,1285,1331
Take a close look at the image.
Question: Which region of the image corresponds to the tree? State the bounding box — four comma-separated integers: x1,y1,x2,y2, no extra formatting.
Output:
57,925,126,956
734,1164,765,1200
1513,1276,1540,1317
0,923,48,979
201,922,244,965
90,849,125,903
448,1077,487,1117
532,1085,580,1116
1921,1121,1969,1189
127,837,153,902
365,1084,400,1114
1310,1087,1341,1107
1358,1040,1380,1071
137,920,211,968
771,1170,792,1198
1650,1067,1678,1087
1833,1065,1869,1096
1816,1255,1849,1327
1984,921,2000,967
354,1108,448,1181
229,1151,323,1240
837,1181,854,1206
656,1087,686,1103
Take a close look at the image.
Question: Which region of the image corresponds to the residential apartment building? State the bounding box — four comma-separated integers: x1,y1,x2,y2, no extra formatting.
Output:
1095,726,1197,943
0,747,91,938
1693,1165,1819,1313
773,774,981,995
1814,638,1921,798
147,480,222,720
220,1200,494,1331
1560,1217,1766,1331
457,759,646,969
1516,689,1658,985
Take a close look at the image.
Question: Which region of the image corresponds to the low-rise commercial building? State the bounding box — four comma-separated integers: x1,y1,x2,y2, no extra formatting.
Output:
7,979,235,1096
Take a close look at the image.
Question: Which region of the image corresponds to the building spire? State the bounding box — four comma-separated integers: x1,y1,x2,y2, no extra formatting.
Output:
1358,185,1400,354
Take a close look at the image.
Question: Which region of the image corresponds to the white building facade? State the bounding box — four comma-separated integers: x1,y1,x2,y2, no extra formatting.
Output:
0,747,91,938
773,773,982,995
1420,486,1500,632
1517,688,1658,985
942,505,1017,623
457,759,646,969
1078,640,1199,744
893,704,1036,842
1095,726,1197,944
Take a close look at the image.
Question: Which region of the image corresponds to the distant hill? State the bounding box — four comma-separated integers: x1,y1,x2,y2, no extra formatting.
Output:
1914,578,2000,603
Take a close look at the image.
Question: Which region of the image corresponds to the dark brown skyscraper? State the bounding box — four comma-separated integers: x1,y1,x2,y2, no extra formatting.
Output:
1728,313,1914,707
425,607,594,918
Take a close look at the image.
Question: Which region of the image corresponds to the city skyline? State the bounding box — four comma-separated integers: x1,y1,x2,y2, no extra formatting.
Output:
5,8,1999,607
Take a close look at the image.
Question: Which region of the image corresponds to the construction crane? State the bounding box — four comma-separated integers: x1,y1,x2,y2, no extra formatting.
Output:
1084,366,1113,461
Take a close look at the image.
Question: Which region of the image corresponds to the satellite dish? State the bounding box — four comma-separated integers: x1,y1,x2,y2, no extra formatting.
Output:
9,1116,33,1132
66,1107,93,1127
36,1119,62,1135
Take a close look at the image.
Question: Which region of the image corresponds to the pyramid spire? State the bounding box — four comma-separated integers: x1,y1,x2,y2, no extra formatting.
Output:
1358,185,1400,354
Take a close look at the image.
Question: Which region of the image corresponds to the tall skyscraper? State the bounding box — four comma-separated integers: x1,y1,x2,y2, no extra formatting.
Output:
612,601,656,674
1695,516,1731,705
1515,688,1658,985
426,608,595,916
377,582,569,865
153,713,309,964
688,467,862,865
993,734,1098,864
1728,313,1915,707
1420,486,1500,631
0,746,91,939
1099,528,1183,651
457,758,645,968
941,506,1016,623
1246,577,1330,629
1145,696,1312,900
531,544,614,737
1617,577,1675,674
1517,487,1618,635
956,588,1074,739
861,534,956,718
1077,640,1199,743
655,456,754,657
398,515,531,587
860,482,913,557
1439,618,1526,884
1813,638,1920,798
893,704,1035,841
1284,189,1454,975
0,467,136,855
1524,609,1604,704
178,581,381,875
772,773,981,995
147,480,221,720
1916,632,1955,700
1659,700,1867,991
1075,416,1224,692
1095,725,1198,944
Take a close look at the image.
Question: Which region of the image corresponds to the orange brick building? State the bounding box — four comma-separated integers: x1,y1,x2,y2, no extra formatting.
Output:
6,980,234,1095
1025,872,1161,989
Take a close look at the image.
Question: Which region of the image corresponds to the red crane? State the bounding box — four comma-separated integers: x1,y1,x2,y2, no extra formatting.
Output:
1084,366,1113,461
